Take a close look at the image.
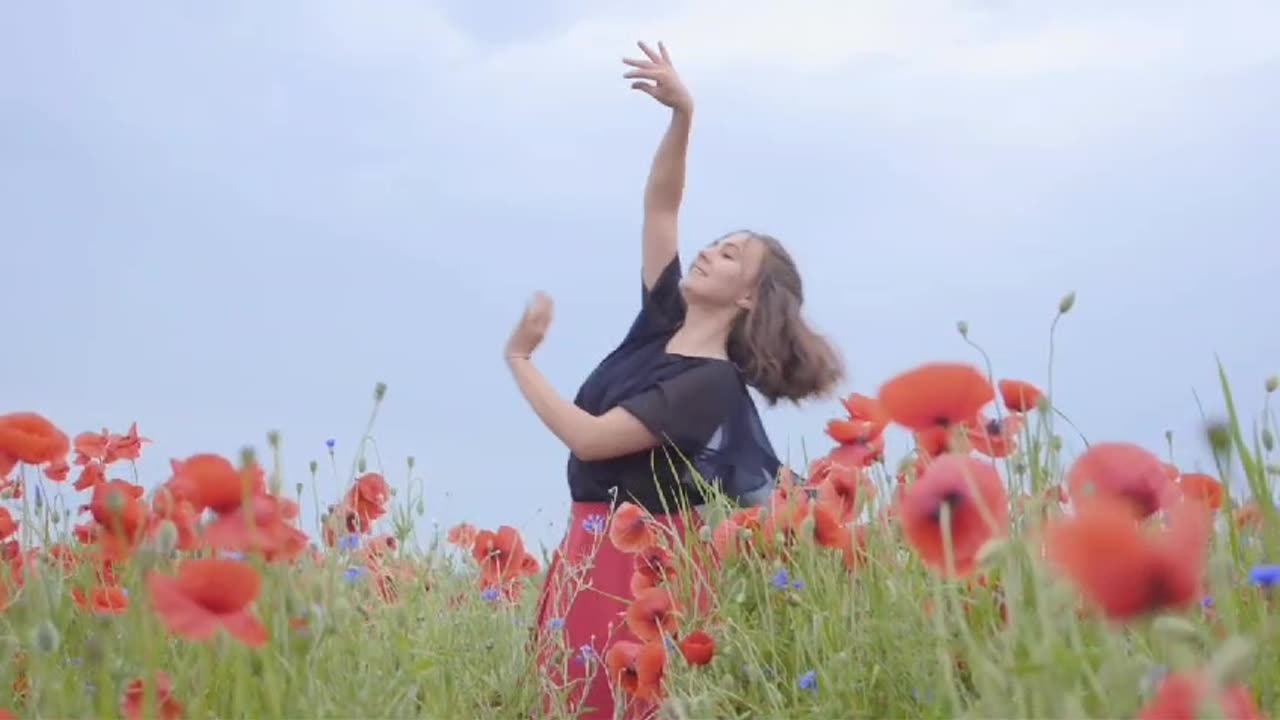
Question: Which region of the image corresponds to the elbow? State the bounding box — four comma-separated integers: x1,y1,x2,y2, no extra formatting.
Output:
570,438,608,463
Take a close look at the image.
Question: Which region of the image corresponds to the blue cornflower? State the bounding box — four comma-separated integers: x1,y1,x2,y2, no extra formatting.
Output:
325,439,336,450
338,534,360,551
576,645,596,664
912,688,935,704
798,670,818,695
481,587,501,602
548,618,565,630
771,569,790,589
1201,596,1214,608
771,568,803,590
1248,564,1280,588
343,567,367,583
582,514,607,535
220,551,246,561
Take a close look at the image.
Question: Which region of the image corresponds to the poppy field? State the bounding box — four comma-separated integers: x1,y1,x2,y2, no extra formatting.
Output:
2,296,1279,719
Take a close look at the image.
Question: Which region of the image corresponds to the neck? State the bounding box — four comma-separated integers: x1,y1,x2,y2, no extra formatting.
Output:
667,302,737,360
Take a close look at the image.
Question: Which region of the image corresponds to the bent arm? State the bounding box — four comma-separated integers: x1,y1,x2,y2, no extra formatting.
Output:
507,357,660,462
641,108,693,291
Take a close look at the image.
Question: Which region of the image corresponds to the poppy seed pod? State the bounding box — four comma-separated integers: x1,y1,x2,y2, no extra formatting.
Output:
1152,615,1202,646
1207,636,1255,687
32,620,60,654
1057,291,1076,314
374,381,388,401
153,520,179,556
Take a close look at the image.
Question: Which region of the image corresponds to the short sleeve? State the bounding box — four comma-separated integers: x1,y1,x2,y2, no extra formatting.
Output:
618,361,739,449
623,254,686,342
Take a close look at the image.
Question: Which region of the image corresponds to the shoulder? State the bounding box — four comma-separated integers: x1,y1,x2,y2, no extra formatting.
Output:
672,359,746,405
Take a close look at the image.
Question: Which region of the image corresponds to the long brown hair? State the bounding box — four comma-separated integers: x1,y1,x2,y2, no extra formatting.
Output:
725,230,845,405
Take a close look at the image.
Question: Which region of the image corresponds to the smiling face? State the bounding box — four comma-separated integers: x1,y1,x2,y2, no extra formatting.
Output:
679,231,768,310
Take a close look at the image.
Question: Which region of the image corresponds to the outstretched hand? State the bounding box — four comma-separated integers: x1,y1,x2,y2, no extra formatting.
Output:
622,41,692,113
505,292,554,361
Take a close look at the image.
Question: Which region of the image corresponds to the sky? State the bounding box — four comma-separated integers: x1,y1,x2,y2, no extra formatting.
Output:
3,1,1278,553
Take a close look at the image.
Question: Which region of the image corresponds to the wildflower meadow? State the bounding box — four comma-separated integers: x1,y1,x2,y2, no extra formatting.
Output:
2,293,1278,720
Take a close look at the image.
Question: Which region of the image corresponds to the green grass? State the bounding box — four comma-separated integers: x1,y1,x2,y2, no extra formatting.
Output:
1,296,1277,720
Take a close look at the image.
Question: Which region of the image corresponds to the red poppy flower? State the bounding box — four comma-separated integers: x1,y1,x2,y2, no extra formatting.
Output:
168,454,264,516
609,503,655,553
1044,496,1209,621
679,629,716,666
878,363,995,432
840,392,890,436
625,587,679,642
1178,473,1223,512
1137,671,1262,720
897,454,1009,577
605,641,644,698
120,671,183,720
1066,443,1174,519
996,379,1043,413
0,412,70,467
145,558,268,647
72,585,129,615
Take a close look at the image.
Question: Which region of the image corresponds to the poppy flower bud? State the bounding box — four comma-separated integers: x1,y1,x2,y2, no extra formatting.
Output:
1262,428,1274,453
105,491,126,517
267,430,280,449
975,538,1008,569
32,620,60,654
1152,615,1202,646
1205,421,1232,457
798,515,816,542
1057,291,1076,314
1266,375,1278,393
1207,635,1255,687
83,635,106,666
153,520,179,556
294,482,303,498
309,460,318,474
956,321,969,338
407,456,416,470
416,499,425,516
374,381,388,401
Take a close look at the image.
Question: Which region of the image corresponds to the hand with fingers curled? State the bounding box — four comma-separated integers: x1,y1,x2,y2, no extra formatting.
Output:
622,40,693,114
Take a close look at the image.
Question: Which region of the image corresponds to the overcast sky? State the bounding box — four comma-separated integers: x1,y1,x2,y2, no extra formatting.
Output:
3,1,1277,552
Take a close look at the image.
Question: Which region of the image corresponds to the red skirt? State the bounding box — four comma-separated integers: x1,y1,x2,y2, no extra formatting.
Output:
531,502,708,720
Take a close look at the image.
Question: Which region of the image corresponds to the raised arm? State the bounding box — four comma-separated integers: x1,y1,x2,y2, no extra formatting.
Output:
623,41,694,291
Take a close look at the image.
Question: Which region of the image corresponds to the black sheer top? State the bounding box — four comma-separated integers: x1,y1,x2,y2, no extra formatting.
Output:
567,254,781,513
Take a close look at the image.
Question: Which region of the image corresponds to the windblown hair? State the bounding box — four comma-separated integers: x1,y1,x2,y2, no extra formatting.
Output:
725,230,845,405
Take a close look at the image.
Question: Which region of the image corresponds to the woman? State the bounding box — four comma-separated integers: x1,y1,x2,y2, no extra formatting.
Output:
506,41,844,719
